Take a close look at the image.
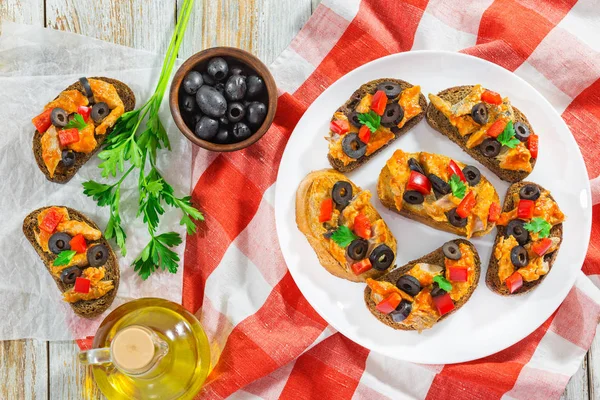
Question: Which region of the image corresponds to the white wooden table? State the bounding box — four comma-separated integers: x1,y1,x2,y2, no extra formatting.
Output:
0,1,594,398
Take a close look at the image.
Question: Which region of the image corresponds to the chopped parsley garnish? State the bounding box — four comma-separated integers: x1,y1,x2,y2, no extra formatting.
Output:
64,113,87,130
497,120,520,148
449,174,466,199
330,225,358,248
523,217,552,238
433,275,452,292
53,250,77,266
357,111,381,133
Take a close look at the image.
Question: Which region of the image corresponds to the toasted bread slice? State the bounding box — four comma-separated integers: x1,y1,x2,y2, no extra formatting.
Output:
486,182,563,295
33,77,136,184
328,78,427,172
426,85,535,182
296,169,397,282
364,239,480,331
23,206,120,318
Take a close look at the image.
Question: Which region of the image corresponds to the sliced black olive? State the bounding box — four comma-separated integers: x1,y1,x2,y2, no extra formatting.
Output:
346,238,369,261
519,184,541,201
51,108,68,127
376,81,402,99
471,103,488,125
408,158,425,175
49,232,72,254
87,244,109,267
429,174,451,196
480,138,501,158
511,245,529,268
396,275,421,296
91,102,110,123
323,229,335,239
447,208,467,227
369,244,394,271
514,122,531,142
462,166,481,186
403,190,424,205
60,266,82,285
506,219,530,245
430,282,446,298
347,110,362,128
207,57,229,81
390,300,412,323
332,181,353,209
61,150,76,168
341,133,367,159
442,241,462,260
79,77,94,102
380,103,404,128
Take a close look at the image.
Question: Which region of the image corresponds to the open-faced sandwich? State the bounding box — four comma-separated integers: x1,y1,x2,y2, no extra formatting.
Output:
31,77,135,183
426,85,537,182
378,149,500,238
23,206,120,318
487,182,565,295
364,239,480,332
296,169,397,282
327,79,427,172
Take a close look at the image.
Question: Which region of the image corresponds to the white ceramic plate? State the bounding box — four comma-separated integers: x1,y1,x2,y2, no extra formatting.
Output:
274,51,591,364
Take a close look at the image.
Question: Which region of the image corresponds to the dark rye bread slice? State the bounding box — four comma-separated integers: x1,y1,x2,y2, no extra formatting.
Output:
328,78,427,172
364,239,480,331
23,206,120,318
33,77,136,184
426,85,535,182
486,182,562,295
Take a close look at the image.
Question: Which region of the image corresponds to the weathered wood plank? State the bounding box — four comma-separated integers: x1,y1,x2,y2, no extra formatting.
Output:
49,341,104,400
0,0,44,31
587,327,600,400
0,340,48,400
560,355,589,400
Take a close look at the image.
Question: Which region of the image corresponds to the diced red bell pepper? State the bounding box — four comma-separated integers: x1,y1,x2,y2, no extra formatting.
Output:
352,259,372,275
319,198,333,223
506,271,523,294
354,213,372,239
481,90,502,105
74,277,91,294
486,119,507,138
77,106,91,122
358,125,371,144
447,160,466,182
488,202,501,223
406,170,431,196
432,293,455,316
330,119,349,135
456,191,476,219
69,234,87,254
32,108,53,133
58,128,80,146
376,292,402,314
528,134,538,159
532,238,553,257
448,267,469,282
517,199,535,220
39,209,64,233
370,90,387,116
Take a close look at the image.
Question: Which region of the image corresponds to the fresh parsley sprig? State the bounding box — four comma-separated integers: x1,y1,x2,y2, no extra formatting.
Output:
448,174,466,199
497,120,520,149
524,217,551,238
358,111,381,133
64,113,87,130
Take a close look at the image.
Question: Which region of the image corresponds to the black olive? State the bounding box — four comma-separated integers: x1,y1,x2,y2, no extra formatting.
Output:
185,112,203,130
346,238,369,261
471,103,488,125
431,282,446,298
227,102,246,123
246,101,268,127
408,158,426,175
506,219,530,245
341,133,367,159
91,102,110,123
429,174,451,196
215,82,225,95
181,95,197,114
214,127,231,144
514,122,531,142
79,77,94,102
519,184,541,201
60,266,82,285
447,208,467,227
61,150,76,168
232,122,252,142
442,242,462,260
462,165,481,186
48,232,72,254
51,108,68,127
230,65,246,76
87,244,109,267
182,71,203,95
207,57,229,81
376,81,402,99
480,138,501,158
369,244,394,271
403,190,424,205
202,72,215,86
196,85,227,118
194,116,219,141
219,116,230,126
224,74,247,101
347,110,362,128
396,275,421,296
380,103,404,128
511,246,529,268
323,229,335,239
332,181,353,209
246,75,265,99
390,300,412,323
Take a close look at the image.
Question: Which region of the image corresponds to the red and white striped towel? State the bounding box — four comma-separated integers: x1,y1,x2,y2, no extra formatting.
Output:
184,1,600,398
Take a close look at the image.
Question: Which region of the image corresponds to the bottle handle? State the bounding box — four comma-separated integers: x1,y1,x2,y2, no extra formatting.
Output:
79,347,112,366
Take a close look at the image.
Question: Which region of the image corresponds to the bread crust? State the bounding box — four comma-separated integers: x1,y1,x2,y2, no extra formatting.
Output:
23,206,120,318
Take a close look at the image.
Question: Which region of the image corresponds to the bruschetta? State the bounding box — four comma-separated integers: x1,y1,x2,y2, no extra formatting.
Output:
296,169,397,282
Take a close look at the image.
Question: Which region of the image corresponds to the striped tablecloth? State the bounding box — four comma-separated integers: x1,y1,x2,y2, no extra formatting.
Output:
185,1,600,398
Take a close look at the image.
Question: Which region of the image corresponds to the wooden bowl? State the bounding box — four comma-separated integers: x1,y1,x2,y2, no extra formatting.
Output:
169,47,277,152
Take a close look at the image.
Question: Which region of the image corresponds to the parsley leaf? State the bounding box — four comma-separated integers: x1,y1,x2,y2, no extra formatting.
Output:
433,275,452,292
523,217,552,238
357,111,381,133
449,174,466,199
64,113,87,130
132,232,183,280
330,226,358,248
497,120,520,149
53,250,77,266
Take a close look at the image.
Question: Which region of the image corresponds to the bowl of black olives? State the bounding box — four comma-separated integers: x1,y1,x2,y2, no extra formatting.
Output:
170,47,277,152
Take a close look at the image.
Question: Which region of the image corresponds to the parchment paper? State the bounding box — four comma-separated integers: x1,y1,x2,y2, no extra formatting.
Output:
0,22,192,340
